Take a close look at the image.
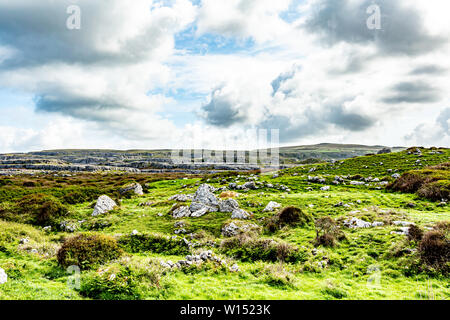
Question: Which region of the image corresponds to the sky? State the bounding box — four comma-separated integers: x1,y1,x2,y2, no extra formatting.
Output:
0,0,449,152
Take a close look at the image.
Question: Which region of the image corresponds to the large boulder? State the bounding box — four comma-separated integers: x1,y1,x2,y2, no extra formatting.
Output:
190,184,219,212
119,182,144,196
0,267,7,284
92,195,117,216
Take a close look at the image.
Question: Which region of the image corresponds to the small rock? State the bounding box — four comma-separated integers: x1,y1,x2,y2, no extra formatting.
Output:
230,264,239,272
263,201,281,212
231,209,252,219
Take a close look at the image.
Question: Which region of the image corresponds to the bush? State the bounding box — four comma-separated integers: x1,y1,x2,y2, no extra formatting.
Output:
118,233,190,256
265,206,312,232
79,265,141,300
407,225,424,242
417,181,450,202
418,230,449,273
388,167,450,201
57,233,123,270
314,217,344,247
0,194,69,227
316,233,336,247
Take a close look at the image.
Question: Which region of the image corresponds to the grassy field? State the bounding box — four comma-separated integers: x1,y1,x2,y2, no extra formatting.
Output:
0,147,448,300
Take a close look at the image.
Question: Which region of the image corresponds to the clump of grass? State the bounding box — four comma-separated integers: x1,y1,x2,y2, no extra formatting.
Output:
418,230,449,273
259,264,296,288
57,233,123,270
220,233,306,263
321,280,348,299
265,206,312,232
79,258,162,300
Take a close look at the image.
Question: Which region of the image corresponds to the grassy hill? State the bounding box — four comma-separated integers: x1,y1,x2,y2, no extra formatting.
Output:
0,147,448,300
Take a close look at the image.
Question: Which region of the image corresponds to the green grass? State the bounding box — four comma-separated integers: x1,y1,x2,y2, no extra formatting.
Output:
0,148,449,300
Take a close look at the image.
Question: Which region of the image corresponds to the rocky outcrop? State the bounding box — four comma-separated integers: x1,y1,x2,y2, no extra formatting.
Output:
190,184,219,213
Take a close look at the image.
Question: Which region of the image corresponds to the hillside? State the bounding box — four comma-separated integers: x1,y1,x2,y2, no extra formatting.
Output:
0,147,448,300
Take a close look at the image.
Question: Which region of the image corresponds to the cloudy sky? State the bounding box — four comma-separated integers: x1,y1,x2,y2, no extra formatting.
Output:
0,0,449,152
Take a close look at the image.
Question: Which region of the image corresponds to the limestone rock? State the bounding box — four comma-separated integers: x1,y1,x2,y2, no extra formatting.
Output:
344,217,371,229
231,208,252,219
263,201,281,212
120,182,143,196
171,205,191,219
92,195,117,216
219,198,240,213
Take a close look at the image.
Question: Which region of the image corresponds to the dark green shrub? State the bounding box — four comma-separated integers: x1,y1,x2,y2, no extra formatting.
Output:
57,233,123,270
118,233,190,256
265,206,312,232
0,193,69,226
418,230,449,273
417,181,449,202
316,233,336,247
407,225,424,242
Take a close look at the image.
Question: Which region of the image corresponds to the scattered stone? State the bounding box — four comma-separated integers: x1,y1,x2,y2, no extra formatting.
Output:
231,208,252,219
372,221,384,227
138,201,155,207
169,194,193,202
171,205,191,218
230,264,239,272
392,173,401,179
263,201,281,212
320,186,330,191
60,221,77,233
92,195,117,216
393,221,414,227
344,217,372,229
